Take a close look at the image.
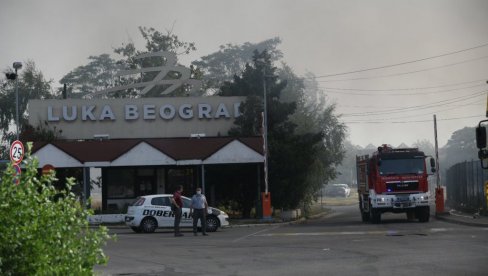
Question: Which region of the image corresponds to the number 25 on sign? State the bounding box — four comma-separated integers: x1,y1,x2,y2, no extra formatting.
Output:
10,140,24,164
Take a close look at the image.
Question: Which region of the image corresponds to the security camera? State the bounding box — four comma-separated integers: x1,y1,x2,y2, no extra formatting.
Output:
13,62,22,70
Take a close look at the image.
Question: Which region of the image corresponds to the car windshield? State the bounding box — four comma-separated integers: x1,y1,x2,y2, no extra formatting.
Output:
379,158,425,175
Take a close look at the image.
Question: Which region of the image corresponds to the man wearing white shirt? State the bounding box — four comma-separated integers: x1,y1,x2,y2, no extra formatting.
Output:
190,187,209,236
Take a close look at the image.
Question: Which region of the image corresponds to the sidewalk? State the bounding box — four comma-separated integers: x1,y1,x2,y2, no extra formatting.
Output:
435,208,488,227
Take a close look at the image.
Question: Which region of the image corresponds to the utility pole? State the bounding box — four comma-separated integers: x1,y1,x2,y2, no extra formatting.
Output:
434,114,445,214
259,60,272,220
262,67,268,195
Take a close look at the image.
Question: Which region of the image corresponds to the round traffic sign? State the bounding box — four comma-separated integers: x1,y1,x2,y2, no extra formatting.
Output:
13,164,21,185
42,164,55,175
10,140,24,164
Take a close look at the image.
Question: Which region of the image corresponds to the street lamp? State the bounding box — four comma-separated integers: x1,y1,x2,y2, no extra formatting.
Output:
6,62,22,140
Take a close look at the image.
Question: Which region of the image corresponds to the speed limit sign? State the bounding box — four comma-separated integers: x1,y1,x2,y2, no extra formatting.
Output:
10,140,24,164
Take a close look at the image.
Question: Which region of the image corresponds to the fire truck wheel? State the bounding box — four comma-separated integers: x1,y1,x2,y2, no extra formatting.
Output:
370,207,381,224
406,211,416,221
361,211,370,222
417,207,430,222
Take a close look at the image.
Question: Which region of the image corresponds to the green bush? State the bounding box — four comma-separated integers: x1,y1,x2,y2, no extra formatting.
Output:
0,143,110,275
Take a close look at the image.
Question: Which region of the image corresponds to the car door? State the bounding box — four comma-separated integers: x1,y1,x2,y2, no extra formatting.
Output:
180,197,194,226
149,196,173,227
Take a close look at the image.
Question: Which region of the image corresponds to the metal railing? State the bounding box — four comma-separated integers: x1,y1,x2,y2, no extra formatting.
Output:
445,160,487,214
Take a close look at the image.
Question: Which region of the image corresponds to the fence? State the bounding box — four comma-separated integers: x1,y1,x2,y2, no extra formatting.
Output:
445,160,487,214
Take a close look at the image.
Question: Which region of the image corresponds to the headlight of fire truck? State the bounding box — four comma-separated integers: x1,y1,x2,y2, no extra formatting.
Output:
376,197,386,202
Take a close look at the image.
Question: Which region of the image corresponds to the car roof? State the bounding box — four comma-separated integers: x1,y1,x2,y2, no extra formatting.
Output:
139,194,190,199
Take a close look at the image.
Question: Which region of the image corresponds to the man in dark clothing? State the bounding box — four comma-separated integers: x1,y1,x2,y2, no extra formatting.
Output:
171,185,184,237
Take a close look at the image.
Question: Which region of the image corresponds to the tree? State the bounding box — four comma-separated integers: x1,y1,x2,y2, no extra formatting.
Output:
332,140,363,185
0,144,110,275
0,61,55,159
59,54,120,98
440,127,478,171
193,37,282,95
412,139,435,157
277,68,347,204
220,50,327,211
61,26,198,98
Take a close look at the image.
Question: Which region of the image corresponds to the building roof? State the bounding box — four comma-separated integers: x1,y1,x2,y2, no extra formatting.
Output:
31,137,263,168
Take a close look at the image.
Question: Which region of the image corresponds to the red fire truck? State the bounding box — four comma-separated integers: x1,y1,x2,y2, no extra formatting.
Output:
356,144,436,223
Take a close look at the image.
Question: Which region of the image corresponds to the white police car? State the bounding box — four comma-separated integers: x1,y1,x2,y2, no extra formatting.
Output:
125,194,229,233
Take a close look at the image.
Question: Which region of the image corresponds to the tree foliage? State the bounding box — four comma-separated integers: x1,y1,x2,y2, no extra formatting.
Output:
219,50,344,210
193,37,282,94
412,139,435,157
59,54,120,98
283,70,346,193
0,144,110,275
439,127,478,172
0,61,55,159
61,26,198,98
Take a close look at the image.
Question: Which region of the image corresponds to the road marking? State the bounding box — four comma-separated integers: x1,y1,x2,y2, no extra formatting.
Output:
430,228,448,232
256,230,395,237
253,228,465,237
252,227,488,238
232,225,281,243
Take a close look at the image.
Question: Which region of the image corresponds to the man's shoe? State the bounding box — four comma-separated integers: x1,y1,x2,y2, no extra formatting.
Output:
202,233,209,236
175,233,184,237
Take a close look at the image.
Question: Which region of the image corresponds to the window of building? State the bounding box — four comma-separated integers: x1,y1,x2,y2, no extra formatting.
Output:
107,168,135,198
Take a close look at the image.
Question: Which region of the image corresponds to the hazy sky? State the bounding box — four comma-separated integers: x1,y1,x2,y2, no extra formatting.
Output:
1,0,487,148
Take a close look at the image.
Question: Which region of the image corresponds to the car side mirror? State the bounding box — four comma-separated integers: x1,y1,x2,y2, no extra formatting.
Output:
476,126,487,149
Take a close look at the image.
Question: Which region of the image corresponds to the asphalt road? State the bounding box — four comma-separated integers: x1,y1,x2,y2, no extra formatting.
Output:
96,205,488,276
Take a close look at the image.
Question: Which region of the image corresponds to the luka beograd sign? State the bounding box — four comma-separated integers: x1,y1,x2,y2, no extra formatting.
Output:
28,97,244,139
27,51,245,140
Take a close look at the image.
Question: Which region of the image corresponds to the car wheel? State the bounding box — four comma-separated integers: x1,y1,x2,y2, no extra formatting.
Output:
141,217,158,233
206,216,219,232
131,226,142,233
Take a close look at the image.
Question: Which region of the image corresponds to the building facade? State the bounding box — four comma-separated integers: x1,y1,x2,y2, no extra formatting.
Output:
29,97,264,212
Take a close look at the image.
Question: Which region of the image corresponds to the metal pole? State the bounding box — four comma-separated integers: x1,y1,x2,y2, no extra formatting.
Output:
15,68,20,140
263,67,269,195
434,115,440,188
201,164,206,194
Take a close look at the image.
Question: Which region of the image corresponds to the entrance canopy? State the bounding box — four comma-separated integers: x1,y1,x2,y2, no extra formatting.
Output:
31,137,263,168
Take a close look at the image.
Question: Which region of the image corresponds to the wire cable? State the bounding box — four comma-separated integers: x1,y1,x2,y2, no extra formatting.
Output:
315,55,488,82
319,78,486,92
343,114,484,124
341,91,486,117
340,98,482,121
323,84,484,96
313,42,488,78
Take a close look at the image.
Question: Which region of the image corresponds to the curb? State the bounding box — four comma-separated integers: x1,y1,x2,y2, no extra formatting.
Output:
223,217,307,229
90,208,334,229
223,209,332,228
89,224,126,229
94,211,332,230
435,214,488,228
